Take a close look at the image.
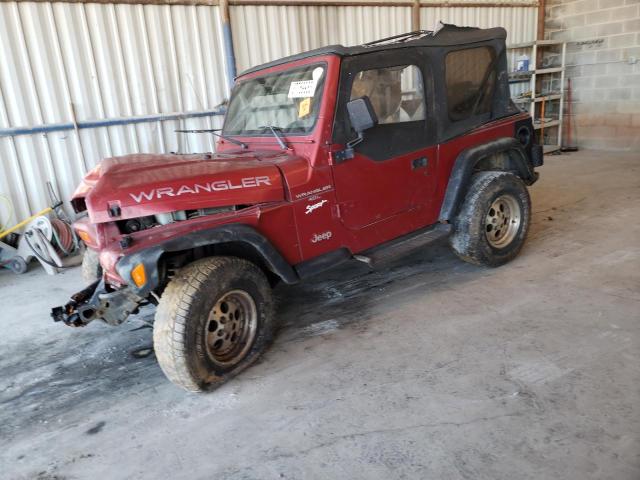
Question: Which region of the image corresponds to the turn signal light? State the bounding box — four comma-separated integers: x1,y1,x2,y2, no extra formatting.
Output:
131,263,147,288
77,230,91,244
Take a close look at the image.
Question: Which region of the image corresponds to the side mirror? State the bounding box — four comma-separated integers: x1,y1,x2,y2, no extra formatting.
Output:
347,96,378,134
332,96,378,164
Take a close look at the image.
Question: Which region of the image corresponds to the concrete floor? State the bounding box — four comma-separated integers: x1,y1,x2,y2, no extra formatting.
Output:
1,150,639,480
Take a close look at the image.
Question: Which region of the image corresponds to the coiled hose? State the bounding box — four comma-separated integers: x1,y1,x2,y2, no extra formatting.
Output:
51,218,78,255
24,218,79,269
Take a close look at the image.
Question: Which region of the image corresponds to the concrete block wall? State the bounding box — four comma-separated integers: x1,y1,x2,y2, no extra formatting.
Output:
546,0,640,150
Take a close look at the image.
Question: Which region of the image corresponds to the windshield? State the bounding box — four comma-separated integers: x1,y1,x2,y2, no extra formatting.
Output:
223,64,326,136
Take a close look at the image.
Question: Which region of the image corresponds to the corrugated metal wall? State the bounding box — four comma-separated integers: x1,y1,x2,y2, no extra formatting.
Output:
232,3,537,73
230,5,412,73
422,6,537,45
0,0,537,226
0,1,227,223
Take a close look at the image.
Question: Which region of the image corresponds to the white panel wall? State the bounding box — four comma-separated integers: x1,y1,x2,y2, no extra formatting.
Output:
0,1,537,227
232,4,537,73
0,2,227,224
230,5,413,72
421,6,538,45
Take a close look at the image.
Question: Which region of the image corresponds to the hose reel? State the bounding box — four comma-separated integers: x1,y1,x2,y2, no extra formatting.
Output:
0,184,82,275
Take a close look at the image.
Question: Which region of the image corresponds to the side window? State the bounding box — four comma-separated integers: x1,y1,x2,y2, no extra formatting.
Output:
350,65,425,125
445,47,496,122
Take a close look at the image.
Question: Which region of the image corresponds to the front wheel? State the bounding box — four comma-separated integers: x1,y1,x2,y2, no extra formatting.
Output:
153,257,275,392
449,171,531,267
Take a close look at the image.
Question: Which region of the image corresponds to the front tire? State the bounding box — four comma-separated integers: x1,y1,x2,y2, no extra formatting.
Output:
449,171,531,267
153,257,274,392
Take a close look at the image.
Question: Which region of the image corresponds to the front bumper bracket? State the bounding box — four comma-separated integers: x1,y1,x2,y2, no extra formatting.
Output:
51,279,144,327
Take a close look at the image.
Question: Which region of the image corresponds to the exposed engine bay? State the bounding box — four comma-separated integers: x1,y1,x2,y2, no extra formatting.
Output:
116,206,242,235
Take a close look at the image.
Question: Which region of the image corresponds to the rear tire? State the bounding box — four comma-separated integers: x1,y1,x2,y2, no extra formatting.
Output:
449,171,531,267
153,257,274,392
81,249,103,282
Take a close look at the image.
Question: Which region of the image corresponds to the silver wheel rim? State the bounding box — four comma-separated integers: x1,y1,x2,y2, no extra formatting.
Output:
205,290,257,367
485,194,521,249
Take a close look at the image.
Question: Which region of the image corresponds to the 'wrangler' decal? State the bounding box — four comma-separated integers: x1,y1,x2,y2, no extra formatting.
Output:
129,176,272,203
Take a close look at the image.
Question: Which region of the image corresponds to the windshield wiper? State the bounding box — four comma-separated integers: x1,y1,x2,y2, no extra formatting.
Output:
175,128,248,149
259,125,288,150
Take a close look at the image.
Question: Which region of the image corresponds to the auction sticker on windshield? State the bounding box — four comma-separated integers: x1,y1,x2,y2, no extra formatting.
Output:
288,66,324,98
288,80,316,98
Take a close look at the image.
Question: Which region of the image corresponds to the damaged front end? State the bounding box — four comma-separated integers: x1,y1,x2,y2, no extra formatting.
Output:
51,280,145,327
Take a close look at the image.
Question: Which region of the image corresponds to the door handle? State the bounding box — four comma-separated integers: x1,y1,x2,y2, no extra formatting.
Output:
412,157,428,170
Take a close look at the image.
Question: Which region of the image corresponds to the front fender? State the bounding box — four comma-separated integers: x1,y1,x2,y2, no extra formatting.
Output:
116,224,299,296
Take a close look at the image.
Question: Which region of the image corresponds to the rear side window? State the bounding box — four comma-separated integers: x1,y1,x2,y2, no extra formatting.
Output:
445,47,496,122
350,64,425,125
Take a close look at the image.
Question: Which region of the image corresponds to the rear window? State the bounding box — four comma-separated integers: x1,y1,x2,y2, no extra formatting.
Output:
445,46,496,122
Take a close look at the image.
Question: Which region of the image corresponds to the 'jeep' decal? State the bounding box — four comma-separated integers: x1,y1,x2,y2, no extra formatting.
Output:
311,231,332,243
129,176,272,203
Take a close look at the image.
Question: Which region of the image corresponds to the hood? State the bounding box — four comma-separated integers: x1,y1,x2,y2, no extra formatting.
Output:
76,151,297,224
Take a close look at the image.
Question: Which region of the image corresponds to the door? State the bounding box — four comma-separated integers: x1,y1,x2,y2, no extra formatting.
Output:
331,50,438,233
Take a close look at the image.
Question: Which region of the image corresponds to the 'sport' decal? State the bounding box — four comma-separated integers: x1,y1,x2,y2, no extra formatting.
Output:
305,199,328,215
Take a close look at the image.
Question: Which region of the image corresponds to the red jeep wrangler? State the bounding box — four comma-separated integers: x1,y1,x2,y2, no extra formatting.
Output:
52,25,542,391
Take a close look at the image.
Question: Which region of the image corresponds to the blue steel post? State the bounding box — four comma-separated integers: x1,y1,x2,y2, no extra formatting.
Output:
220,0,237,94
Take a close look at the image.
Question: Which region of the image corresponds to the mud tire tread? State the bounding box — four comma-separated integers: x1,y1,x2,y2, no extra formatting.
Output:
449,171,531,267
153,257,274,392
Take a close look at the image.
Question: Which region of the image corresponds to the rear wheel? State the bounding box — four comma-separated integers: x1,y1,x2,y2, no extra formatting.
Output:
449,171,531,267
153,257,274,392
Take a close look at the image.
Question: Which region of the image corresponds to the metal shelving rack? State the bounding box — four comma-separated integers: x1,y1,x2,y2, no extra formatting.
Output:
508,40,567,154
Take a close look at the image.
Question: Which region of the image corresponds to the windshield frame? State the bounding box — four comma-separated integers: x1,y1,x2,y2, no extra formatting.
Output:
222,61,328,138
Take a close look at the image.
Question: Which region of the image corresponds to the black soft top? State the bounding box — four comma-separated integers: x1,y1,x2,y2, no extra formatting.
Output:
240,24,507,76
